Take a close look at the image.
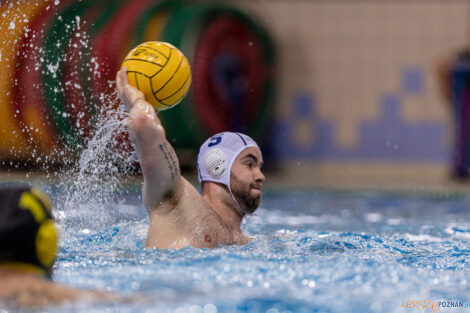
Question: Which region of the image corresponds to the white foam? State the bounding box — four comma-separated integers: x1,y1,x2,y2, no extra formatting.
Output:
405,233,444,243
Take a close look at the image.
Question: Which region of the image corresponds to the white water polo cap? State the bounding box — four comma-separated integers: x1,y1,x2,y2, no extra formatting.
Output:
197,132,260,186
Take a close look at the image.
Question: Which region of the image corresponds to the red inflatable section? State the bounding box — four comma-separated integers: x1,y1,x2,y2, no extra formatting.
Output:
12,2,66,156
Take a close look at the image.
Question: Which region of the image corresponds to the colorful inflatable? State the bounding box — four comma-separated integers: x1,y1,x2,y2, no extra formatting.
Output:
0,0,275,162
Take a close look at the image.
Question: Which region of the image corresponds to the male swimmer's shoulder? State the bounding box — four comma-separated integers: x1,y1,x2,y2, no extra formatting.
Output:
178,177,209,207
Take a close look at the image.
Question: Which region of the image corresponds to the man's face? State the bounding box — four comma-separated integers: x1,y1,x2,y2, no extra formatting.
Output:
230,147,265,214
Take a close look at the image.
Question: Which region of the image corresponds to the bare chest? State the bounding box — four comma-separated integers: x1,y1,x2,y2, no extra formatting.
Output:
145,184,247,249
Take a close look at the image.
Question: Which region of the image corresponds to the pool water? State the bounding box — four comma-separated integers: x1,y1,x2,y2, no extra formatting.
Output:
6,110,468,313
43,185,470,313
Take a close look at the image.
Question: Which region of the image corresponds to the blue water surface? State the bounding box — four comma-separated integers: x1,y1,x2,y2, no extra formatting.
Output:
40,186,470,313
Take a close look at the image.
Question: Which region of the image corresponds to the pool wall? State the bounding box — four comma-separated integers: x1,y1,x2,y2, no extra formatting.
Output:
239,0,469,186
1,0,470,188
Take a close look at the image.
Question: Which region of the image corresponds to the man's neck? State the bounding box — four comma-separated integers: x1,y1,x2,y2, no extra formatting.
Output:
202,182,244,232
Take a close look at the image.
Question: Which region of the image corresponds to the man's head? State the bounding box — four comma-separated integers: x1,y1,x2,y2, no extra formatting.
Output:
0,183,58,278
197,132,265,215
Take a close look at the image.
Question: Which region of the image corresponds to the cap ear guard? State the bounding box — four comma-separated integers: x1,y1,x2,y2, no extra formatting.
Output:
35,219,58,271
205,148,227,178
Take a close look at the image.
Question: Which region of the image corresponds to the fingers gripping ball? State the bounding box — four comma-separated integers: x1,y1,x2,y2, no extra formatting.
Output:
121,41,192,111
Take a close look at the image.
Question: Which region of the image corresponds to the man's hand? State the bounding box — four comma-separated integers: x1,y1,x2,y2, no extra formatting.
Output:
116,68,159,127
116,69,152,113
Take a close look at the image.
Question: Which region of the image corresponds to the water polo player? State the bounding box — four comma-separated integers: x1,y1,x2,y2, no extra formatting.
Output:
0,182,57,278
0,183,110,308
116,69,265,249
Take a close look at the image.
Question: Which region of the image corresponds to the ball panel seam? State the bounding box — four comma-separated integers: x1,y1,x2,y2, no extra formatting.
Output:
159,71,191,102
153,49,183,96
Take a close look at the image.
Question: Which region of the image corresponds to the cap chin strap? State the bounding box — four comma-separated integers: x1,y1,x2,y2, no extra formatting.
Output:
228,185,245,216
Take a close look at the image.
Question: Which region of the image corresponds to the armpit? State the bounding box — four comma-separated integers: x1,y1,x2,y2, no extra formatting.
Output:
162,178,184,207
145,178,183,213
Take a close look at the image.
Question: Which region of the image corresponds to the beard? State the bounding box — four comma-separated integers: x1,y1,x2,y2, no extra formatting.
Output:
233,184,261,215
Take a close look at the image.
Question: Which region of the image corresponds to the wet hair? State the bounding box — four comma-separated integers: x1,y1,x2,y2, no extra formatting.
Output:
0,182,57,278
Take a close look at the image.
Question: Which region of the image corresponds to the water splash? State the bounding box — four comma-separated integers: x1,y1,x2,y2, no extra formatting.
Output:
0,0,141,230
53,92,139,230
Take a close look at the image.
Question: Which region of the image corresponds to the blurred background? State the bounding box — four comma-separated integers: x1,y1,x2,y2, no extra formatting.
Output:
0,0,469,190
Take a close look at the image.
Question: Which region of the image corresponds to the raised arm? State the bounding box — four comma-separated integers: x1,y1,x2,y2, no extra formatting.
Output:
116,69,182,211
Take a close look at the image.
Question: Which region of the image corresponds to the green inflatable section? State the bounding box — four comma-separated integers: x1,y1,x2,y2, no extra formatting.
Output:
160,3,207,148
42,0,96,148
133,0,180,47
80,0,126,127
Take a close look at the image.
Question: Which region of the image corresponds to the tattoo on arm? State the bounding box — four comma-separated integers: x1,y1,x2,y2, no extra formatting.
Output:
159,142,179,180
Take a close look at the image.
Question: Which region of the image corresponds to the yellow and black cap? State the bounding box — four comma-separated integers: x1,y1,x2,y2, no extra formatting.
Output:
0,182,58,278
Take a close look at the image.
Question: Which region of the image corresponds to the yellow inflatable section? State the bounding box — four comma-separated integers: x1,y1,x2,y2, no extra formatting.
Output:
0,0,48,161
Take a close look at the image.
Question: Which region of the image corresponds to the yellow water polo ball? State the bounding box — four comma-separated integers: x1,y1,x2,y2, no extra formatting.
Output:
121,41,192,111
